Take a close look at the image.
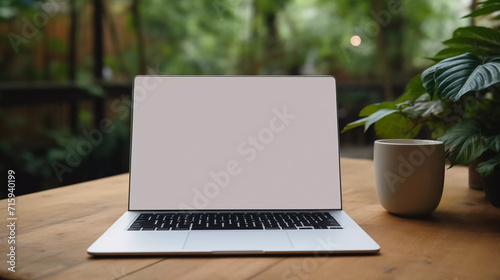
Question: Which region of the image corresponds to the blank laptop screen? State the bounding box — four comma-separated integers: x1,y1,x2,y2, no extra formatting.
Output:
129,76,341,210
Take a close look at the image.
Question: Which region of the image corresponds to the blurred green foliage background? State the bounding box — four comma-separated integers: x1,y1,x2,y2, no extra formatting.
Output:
0,0,474,197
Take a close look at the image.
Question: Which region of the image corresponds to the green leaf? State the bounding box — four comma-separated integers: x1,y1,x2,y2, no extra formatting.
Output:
456,58,500,99
406,123,423,139
463,1,500,18
421,53,500,101
429,122,448,139
421,64,438,98
341,117,368,133
439,121,475,149
415,93,431,102
401,99,444,119
449,27,500,49
430,48,471,62
374,113,422,139
485,134,500,152
359,102,397,117
476,155,500,177
442,37,500,55
438,120,488,166
429,27,500,61
395,74,428,103
341,108,397,133
363,109,398,131
455,134,489,164
395,100,413,111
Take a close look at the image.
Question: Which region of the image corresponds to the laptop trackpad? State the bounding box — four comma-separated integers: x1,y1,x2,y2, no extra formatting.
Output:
184,231,293,252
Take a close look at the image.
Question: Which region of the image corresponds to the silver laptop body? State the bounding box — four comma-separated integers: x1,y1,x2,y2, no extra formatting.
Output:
88,76,380,255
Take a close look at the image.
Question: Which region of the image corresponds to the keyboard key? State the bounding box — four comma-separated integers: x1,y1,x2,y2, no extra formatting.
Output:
265,226,281,230
128,227,141,231
127,212,341,231
281,226,297,230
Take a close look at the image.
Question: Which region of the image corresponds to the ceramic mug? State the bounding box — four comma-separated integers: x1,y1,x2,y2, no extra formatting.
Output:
374,139,445,216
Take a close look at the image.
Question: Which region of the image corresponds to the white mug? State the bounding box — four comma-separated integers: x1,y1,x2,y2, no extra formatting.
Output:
374,139,445,216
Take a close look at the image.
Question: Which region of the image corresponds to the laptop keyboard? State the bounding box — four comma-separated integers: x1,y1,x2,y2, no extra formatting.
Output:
128,212,342,231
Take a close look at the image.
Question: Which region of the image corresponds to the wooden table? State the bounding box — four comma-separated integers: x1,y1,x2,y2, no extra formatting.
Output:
2,158,500,280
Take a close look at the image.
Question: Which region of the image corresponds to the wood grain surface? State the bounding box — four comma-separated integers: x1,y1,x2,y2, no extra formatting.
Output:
1,158,499,280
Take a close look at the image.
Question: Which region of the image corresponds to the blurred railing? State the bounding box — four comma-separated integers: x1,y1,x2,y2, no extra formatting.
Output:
0,83,130,133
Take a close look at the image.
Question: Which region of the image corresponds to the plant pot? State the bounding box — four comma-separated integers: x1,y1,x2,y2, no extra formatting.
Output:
483,169,500,208
469,159,484,190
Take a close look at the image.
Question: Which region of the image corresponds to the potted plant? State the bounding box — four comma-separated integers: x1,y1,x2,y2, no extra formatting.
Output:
342,1,500,206
422,52,500,206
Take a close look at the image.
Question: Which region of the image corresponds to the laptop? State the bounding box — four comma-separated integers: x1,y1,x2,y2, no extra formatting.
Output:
87,76,380,255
